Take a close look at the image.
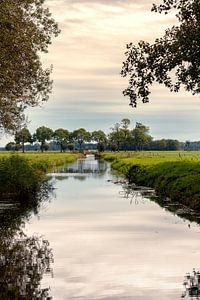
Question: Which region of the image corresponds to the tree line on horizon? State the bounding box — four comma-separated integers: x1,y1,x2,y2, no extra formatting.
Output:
4,118,185,152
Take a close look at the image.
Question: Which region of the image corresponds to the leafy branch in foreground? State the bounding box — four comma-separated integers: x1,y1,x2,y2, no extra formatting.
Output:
0,0,60,133
121,0,200,107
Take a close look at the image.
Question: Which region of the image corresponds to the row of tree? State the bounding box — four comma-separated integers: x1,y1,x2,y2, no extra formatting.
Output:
5,119,182,152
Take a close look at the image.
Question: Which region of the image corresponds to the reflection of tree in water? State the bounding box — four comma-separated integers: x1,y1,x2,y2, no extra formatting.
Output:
150,194,200,225
119,183,155,205
0,232,53,299
182,269,200,299
119,181,200,225
0,183,54,299
55,157,107,177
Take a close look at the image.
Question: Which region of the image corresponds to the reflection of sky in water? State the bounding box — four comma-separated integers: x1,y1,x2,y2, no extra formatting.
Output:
51,155,107,178
25,157,200,299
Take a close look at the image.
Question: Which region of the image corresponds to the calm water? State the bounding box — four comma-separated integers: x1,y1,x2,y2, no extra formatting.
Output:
2,155,200,299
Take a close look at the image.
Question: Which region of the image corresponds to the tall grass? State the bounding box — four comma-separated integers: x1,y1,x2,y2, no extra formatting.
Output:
0,152,79,202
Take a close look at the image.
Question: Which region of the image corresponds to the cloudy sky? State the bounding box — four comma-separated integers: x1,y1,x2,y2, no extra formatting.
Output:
3,0,200,145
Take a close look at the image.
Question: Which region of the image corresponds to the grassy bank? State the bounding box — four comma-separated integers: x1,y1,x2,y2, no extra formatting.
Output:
102,151,200,210
0,152,79,173
0,152,79,201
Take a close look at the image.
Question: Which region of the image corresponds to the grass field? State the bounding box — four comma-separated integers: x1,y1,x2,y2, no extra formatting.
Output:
102,151,200,166
0,151,80,173
102,151,200,210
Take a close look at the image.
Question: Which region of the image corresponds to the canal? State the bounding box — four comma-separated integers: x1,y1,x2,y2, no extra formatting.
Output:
2,155,200,299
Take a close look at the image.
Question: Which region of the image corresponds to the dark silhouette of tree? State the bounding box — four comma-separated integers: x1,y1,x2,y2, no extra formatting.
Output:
121,0,200,107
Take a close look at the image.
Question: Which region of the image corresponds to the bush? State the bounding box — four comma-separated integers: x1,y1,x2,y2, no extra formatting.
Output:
0,155,45,201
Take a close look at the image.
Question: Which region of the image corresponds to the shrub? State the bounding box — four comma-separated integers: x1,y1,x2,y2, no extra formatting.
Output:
0,155,45,201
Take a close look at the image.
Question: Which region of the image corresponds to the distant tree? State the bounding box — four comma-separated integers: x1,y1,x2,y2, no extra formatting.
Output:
97,142,106,152
184,140,191,151
42,143,49,152
121,118,131,151
14,128,32,153
91,130,107,143
72,128,91,150
91,130,107,152
0,0,60,133
110,144,118,152
53,128,69,152
121,118,131,129
67,143,74,152
132,122,152,150
166,139,180,150
5,142,16,151
150,139,167,151
121,0,200,107
150,139,180,150
35,126,53,152
108,123,124,151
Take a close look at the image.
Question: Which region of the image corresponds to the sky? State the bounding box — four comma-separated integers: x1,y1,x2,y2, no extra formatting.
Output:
2,0,200,145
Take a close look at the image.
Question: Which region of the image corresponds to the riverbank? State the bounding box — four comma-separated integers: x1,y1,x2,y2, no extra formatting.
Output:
0,152,80,201
102,152,200,210
0,152,80,172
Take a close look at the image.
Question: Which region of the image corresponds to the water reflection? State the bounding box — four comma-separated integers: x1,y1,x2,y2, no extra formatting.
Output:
182,269,200,299
51,155,107,180
119,182,155,205
0,183,54,299
22,157,200,299
119,182,200,300
119,181,200,226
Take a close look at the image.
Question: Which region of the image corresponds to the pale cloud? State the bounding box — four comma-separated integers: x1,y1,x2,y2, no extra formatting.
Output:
1,0,198,146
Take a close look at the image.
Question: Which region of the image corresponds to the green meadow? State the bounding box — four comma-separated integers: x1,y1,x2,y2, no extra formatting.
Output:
0,152,79,173
102,151,200,210
102,151,200,165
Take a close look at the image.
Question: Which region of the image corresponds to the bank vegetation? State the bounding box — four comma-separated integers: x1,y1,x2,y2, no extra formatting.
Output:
103,151,200,210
